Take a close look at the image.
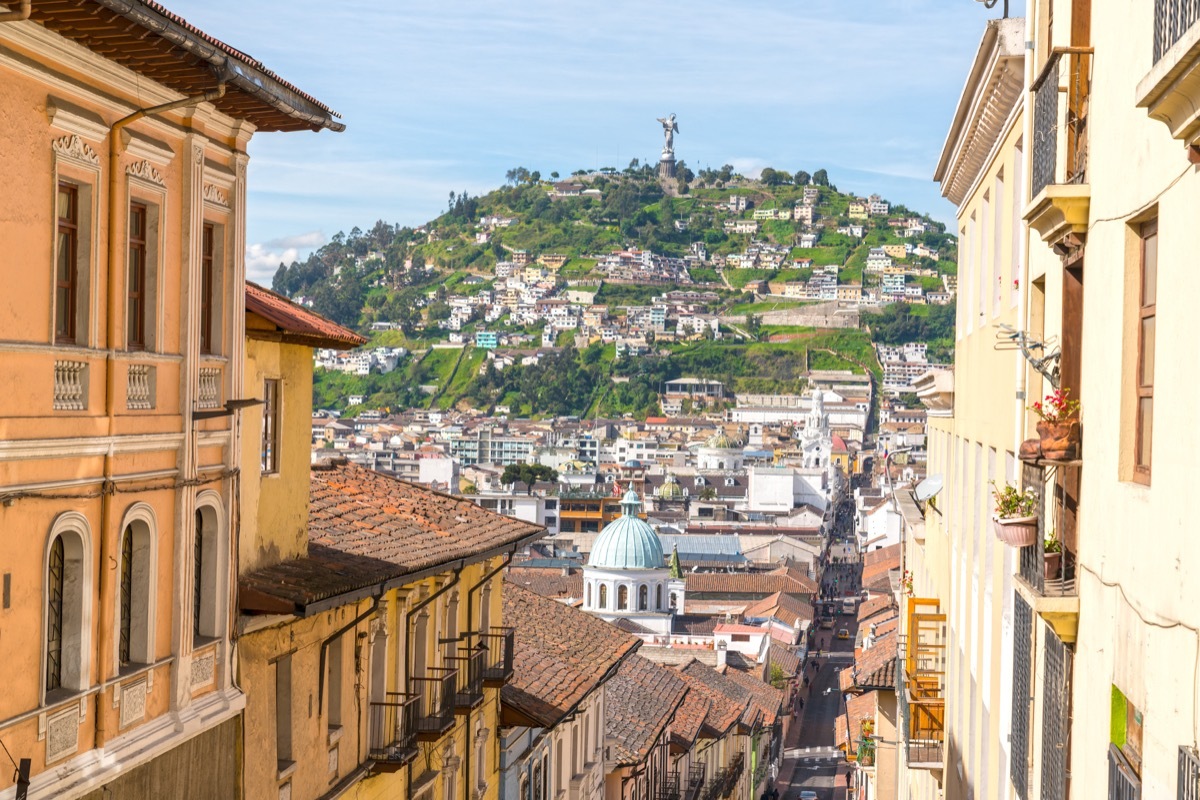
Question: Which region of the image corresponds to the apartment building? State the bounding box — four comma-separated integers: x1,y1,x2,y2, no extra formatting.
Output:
897,15,1027,800
0,4,340,797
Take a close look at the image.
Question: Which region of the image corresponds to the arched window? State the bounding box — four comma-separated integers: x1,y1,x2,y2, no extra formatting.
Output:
598,584,607,610
44,514,91,697
617,585,629,611
194,502,222,642
638,584,648,611
118,508,156,668
585,582,592,608
670,592,678,610
656,584,663,610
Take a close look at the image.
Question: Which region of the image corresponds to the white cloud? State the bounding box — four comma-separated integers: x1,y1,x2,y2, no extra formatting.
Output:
245,243,301,285
265,230,326,250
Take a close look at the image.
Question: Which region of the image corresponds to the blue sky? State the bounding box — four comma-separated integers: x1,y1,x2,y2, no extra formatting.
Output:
166,0,1022,283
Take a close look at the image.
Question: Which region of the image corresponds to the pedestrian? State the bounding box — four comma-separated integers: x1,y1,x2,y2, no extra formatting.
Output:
798,697,804,710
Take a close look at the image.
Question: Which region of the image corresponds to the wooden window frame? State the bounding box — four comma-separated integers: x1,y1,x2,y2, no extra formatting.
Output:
55,183,79,344
127,202,148,350
261,378,281,474
200,223,216,354
1134,219,1156,484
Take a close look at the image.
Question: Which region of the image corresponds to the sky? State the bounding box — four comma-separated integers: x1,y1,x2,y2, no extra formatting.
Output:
165,0,1023,284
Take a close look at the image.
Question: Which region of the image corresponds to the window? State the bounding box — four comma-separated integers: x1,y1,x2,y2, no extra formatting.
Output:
127,203,147,350
46,536,65,692
276,654,293,766
118,529,134,665
327,634,343,728
44,517,90,698
55,183,79,344
193,504,221,642
585,583,591,608
200,224,217,354
656,584,663,610
1135,220,1157,483
670,592,678,610
638,585,648,611
261,379,280,474
193,510,204,641
598,585,607,610
617,585,629,611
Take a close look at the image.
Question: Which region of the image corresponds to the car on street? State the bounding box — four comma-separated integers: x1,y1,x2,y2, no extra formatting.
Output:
837,628,850,640
799,792,819,800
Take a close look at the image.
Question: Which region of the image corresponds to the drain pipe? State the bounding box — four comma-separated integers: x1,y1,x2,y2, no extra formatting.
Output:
406,569,463,675
0,1,30,22
93,82,225,748
318,593,382,716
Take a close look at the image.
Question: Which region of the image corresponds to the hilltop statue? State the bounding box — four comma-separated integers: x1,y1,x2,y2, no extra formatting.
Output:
657,113,679,158
656,113,679,181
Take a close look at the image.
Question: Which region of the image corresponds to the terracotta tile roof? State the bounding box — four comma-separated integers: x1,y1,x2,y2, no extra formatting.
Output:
684,572,815,597
857,595,895,623
836,691,879,756
847,633,898,691
28,1,343,132
743,591,815,628
767,643,802,678
720,668,784,727
839,667,856,693
607,655,689,765
246,282,365,349
504,567,583,600
673,615,719,636
679,660,759,732
674,662,742,738
862,545,902,587
670,684,711,750
614,618,656,635
239,461,544,613
768,564,819,593
501,585,640,728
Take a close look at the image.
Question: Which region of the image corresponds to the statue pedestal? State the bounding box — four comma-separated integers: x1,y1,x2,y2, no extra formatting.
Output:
658,157,676,180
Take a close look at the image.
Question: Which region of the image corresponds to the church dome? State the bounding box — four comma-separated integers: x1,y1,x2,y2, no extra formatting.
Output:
656,474,683,499
587,491,665,570
705,429,743,450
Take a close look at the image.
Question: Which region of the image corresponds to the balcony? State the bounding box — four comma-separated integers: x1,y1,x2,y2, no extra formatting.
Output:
481,627,515,685
1137,0,1200,147
683,764,706,800
411,669,457,739
653,771,681,800
368,692,420,770
1013,462,1081,644
444,640,485,711
703,753,744,800
899,599,946,771
1025,47,1093,249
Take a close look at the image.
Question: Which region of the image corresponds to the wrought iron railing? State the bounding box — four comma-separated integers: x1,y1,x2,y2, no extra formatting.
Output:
898,632,945,768
1019,463,1079,598
1109,744,1141,800
654,771,681,800
683,763,706,800
368,692,420,765
1031,48,1093,197
1180,746,1200,800
481,627,515,683
703,753,743,800
411,668,457,736
1155,0,1200,64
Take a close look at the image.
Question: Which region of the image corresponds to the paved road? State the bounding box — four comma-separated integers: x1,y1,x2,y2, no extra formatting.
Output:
777,528,862,800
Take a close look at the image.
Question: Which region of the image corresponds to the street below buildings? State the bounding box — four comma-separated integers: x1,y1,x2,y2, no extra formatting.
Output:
776,507,861,800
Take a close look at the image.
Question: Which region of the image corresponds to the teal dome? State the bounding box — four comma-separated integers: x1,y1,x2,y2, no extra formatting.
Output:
588,491,665,570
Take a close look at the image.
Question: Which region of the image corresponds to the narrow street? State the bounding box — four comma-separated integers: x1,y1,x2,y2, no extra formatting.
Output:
776,502,861,800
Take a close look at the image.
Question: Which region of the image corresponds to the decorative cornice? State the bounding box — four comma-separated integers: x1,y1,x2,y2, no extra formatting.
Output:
203,184,229,207
52,134,99,167
126,160,165,186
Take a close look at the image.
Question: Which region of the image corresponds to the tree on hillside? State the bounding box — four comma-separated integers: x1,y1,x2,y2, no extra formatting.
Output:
550,171,560,179
501,463,558,494
812,169,830,186
795,170,811,186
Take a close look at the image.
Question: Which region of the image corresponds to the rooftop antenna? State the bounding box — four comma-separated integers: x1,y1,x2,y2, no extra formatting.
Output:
995,324,1061,389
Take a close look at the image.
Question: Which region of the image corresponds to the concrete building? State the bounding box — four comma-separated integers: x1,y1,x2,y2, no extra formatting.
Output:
0,5,340,797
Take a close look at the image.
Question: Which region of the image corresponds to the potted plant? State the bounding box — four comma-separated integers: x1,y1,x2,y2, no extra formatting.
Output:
1029,388,1082,461
991,482,1039,546
1044,533,1063,581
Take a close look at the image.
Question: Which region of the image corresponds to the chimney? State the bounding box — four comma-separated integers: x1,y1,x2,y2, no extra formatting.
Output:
716,641,728,669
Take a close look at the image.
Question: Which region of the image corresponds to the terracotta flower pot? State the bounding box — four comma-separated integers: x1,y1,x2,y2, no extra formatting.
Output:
1044,551,1062,581
992,515,1039,546
1037,419,1080,461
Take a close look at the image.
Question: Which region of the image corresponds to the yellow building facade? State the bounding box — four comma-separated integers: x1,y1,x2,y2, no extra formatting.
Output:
0,5,339,797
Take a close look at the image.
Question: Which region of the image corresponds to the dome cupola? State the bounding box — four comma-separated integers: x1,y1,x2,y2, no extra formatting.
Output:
587,491,664,570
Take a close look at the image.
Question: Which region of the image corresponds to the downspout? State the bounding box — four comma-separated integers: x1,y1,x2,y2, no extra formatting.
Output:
318,593,382,715
94,82,225,748
1014,21,1036,478
464,552,515,800
0,1,30,22
403,568,458,800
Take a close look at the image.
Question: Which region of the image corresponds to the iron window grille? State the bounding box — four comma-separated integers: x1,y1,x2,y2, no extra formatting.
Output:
1180,746,1200,800
119,527,134,666
1011,591,1034,800
46,535,65,692
193,510,204,640
1110,744,1141,800
1041,628,1073,800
